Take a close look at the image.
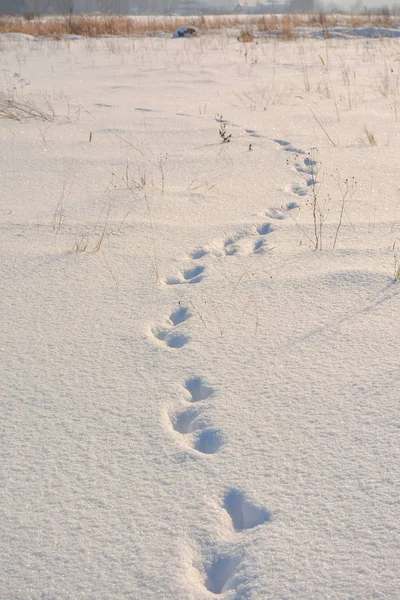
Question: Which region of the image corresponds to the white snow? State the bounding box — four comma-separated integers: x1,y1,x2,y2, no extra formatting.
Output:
1,30,399,600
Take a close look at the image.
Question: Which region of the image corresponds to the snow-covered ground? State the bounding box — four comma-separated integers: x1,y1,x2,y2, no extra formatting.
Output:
1,31,399,600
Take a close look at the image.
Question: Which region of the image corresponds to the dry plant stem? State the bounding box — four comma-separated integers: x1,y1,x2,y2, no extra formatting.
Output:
310,151,319,250
363,126,377,145
332,173,357,250
0,91,54,122
230,255,258,299
124,163,159,283
158,154,167,196
298,43,310,92
286,209,315,248
93,203,111,252
306,148,326,251
237,295,259,336
74,234,89,252
238,28,254,43
216,114,232,143
52,188,66,232
100,249,119,288
394,256,400,281
310,108,337,147
188,301,207,329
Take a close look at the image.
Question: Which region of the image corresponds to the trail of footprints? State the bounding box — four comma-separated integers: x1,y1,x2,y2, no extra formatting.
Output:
202,489,272,595
151,306,191,348
163,221,274,288
170,377,223,455
151,138,312,595
186,221,275,268
164,137,315,282
165,265,205,286
275,138,318,198
169,378,271,595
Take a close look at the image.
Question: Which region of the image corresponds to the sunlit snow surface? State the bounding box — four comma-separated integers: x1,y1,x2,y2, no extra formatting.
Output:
1,30,399,600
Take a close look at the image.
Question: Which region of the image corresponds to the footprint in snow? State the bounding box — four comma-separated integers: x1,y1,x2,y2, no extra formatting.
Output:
170,410,223,454
165,265,205,285
152,327,188,348
223,490,271,531
292,157,317,185
253,238,267,253
190,248,210,260
212,229,269,259
185,376,215,402
204,555,240,595
304,155,317,167
266,202,300,220
170,378,222,454
198,492,270,595
275,138,305,154
223,234,241,256
195,429,223,454
245,129,263,138
171,406,201,435
291,183,308,197
151,306,191,349
256,222,273,236
171,423,223,454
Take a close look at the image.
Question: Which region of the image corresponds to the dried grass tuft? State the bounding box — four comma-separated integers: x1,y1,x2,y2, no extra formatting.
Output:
238,27,255,43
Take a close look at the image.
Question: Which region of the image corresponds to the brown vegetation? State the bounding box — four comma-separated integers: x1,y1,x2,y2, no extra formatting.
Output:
237,27,255,43
0,13,398,39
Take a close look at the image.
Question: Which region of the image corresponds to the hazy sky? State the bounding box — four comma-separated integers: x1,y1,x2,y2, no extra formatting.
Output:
36,0,399,10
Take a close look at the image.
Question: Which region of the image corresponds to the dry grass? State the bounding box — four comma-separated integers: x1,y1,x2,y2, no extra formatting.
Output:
0,90,55,121
362,125,378,145
0,14,254,37
0,13,399,39
237,27,255,43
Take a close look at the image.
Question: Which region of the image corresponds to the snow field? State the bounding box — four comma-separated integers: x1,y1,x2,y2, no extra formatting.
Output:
1,32,399,599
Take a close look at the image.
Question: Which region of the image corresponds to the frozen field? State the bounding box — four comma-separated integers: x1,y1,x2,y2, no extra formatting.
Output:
1,29,399,599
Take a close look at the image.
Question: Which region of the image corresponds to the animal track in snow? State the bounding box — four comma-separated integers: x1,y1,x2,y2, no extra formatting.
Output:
169,306,191,325
291,155,318,188
191,224,273,261
253,238,267,253
170,378,222,454
197,492,270,594
151,306,191,349
165,265,205,285
256,222,273,236
245,128,263,138
152,327,189,348
196,491,270,595
266,201,300,220
171,411,222,454
185,376,215,402
275,139,305,154
291,183,308,196
276,139,319,207
171,406,201,434
134,107,155,112
224,490,271,532
204,555,240,595
190,247,210,260
195,429,223,454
